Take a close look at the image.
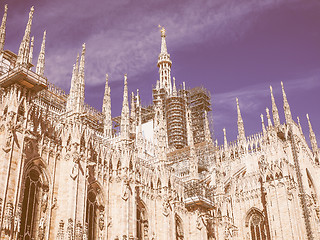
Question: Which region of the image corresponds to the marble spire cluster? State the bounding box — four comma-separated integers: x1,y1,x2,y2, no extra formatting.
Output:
16,6,34,66
0,6,46,75
102,74,112,137
66,44,86,113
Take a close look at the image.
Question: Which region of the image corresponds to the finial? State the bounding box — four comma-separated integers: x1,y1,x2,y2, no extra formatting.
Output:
36,30,46,76
266,108,272,127
270,85,280,127
306,114,319,156
261,114,266,135
172,77,177,96
297,116,303,134
223,128,228,150
0,4,8,51
105,73,109,85
158,25,166,37
159,25,168,54
136,89,140,107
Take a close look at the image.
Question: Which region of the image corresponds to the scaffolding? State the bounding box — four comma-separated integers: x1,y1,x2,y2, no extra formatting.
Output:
184,179,214,210
188,87,211,144
166,95,187,149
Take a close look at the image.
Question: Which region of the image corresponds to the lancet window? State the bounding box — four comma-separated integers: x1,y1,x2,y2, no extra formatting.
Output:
137,200,148,240
20,169,42,240
86,190,98,240
247,209,267,240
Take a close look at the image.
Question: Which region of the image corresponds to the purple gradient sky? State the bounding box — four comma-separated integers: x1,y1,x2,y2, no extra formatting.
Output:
3,0,320,145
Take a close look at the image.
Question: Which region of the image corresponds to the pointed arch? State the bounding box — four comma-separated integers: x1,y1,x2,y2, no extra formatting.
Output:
86,181,105,240
137,198,148,240
19,158,50,240
245,207,267,240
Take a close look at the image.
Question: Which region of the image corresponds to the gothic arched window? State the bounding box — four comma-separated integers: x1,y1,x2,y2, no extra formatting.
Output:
86,191,98,240
20,169,41,240
137,200,148,240
246,209,267,240
175,214,184,240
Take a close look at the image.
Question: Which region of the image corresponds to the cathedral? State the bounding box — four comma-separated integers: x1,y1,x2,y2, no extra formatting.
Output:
0,4,319,240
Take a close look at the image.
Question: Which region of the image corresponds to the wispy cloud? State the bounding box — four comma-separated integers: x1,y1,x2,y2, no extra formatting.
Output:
18,0,293,89
212,72,320,127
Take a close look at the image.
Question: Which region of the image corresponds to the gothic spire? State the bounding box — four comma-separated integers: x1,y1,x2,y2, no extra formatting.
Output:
102,74,112,138
66,54,79,112
270,85,280,127
136,89,140,108
297,116,303,134
204,110,212,142
76,43,85,112
28,36,34,65
281,81,292,124
130,91,137,133
136,104,144,155
223,128,228,150
306,114,318,155
236,98,246,142
120,74,130,139
160,26,167,54
17,6,34,66
157,26,172,95
36,30,46,76
0,4,8,51
260,114,266,135
266,108,272,127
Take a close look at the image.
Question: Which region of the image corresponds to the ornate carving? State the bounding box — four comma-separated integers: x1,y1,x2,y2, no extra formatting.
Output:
38,216,46,240
121,177,130,201
162,195,171,217
41,187,49,212
99,209,105,231
75,221,82,240
67,218,74,240
57,220,64,240
13,203,21,234
3,202,13,233
83,223,88,240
